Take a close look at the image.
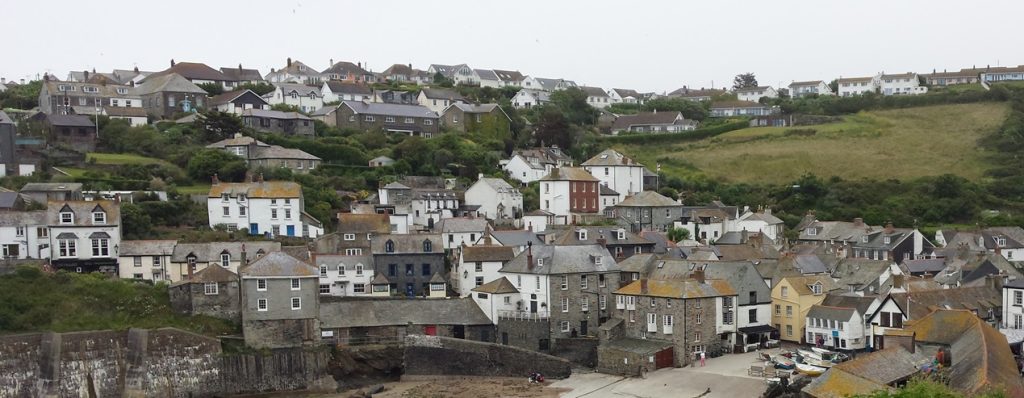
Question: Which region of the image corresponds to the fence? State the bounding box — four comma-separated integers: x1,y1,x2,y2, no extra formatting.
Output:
498,310,550,321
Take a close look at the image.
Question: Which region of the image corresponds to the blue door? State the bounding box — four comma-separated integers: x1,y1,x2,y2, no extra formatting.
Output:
249,223,259,235
286,225,296,236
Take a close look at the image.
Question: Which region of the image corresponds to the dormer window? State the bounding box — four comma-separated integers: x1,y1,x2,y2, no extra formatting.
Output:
60,211,74,224
883,236,891,245
578,229,588,241
862,236,869,243
811,283,822,295
617,230,626,240
998,237,1007,247
807,228,817,236
222,194,229,202
220,252,231,267
238,194,246,202
385,240,395,253
594,256,603,265
423,240,432,252
92,212,106,224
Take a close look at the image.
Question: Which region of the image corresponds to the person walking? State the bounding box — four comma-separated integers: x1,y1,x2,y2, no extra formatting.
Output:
700,351,706,367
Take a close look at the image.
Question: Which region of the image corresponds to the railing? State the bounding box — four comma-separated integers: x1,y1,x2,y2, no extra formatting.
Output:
498,310,550,321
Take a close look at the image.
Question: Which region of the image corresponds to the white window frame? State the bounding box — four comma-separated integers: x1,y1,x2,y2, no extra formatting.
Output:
291,278,300,290
204,283,218,295
257,298,268,311
257,279,267,291
291,297,301,310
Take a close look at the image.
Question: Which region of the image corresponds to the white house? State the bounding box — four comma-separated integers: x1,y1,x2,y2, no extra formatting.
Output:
501,146,573,184
264,58,323,85
805,305,867,350
581,149,645,201
1003,279,1024,332
0,211,48,260
607,88,646,105
417,88,465,114
116,239,177,281
522,210,555,234
580,86,611,109
475,69,503,88
321,81,372,103
734,86,778,102
837,75,880,97
935,227,1024,261
788,81,834,98
438,218,489,251
456,245,516,297
865,293,909,349
735,208,785,241
264,83,324,113
48,200,122,274
471,277,520,323
409,190,460,228
709,101,775,117
510,89,550,109
464,177,523,220
427,64,478,86
207,178,324,238
315,254,374,297
880,73,927,96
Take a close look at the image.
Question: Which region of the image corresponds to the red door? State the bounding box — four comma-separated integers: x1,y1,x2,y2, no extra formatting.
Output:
655,347,674,369
424,325,437,336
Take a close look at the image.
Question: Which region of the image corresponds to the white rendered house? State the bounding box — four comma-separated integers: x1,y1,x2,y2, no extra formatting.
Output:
207,179,323,238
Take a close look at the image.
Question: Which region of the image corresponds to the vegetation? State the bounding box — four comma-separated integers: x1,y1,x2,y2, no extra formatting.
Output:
733,73,758,90
854,377,1007,398
0,79,42,109
197,82,224,96
0,267,237,335
236,82,276,96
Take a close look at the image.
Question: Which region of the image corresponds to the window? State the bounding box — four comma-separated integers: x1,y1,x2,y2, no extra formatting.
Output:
133,256,142,267
239,206,246,216
786,325,793,336
385,116,395,123
581,298,589,312
355,264,363,275
271,209,278,219
422,264,431,276
257,298,268,311
284,209,292,219
600,295,607,310
786,305,793,317
1016,291,1023,306
807,228,817,236
204,283,218,295
221,253,230,267
694,332,701,342
424,120,432,125
37,227,48,238
517,275,522,287
385,240,395,253
320,284,330,294
560,321,570,332
561,297,569,312
345,248,362,256
663,315,674,334
599,274,606,287
290,278,300,290
91,238,109,257
353,283,366,293
811,283,822,295
749,291,757,303
60,212,74,224
780,286,788,298
696,312,702,324
291,297,301,310
257,279,267,291
749,308,758,323
423,240,432,252
536,276,540,289
581,275,588,289
560,275,568,289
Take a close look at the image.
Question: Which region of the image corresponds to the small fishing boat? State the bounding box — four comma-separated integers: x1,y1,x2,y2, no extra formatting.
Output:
771,354,795,369
811,347,849,363
796,363,826,376
796,349,834,368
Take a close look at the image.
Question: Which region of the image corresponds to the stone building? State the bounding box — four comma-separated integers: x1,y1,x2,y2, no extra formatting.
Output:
240,251,320,349
608,191,684,233
370,233,445,297
600,268,737,373
319,297,494,344
168,265,241,322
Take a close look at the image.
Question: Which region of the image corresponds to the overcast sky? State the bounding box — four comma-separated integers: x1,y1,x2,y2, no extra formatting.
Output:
6,0,1023,93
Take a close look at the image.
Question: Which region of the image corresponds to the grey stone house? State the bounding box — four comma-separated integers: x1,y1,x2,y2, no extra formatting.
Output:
135,72,208,119
239,251,320,349
371,233,445,297
609,191,684,233
335,101,440,137
240,109,314,137
169,265,241,322
547,225,657,260
600,269,736,375
319,297,494,344
314,213,391,256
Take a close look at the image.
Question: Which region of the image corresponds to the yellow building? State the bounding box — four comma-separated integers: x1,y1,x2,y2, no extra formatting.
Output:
771,275,836,343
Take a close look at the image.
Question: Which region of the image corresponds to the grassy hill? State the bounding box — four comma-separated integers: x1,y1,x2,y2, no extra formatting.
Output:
614,103,1010,184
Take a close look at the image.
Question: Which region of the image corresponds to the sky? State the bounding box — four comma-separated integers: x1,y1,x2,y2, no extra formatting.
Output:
5,0,1024,93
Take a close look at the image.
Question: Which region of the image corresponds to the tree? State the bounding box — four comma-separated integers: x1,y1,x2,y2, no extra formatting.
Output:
549,87,599,126
532,105,573,149
666,227,690,242
433,72,454,88
197,82,223,96
641,97,709,121
733,73,758,90
120,203,153,239
187,148,247,182
236,82,276,96
195,111,244,143
0,80,42,109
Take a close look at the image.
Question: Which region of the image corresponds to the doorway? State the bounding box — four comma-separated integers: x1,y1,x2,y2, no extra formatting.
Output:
580,321,588,336
454,325,465,339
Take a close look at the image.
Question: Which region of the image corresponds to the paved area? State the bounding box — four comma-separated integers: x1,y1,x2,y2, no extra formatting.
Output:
551,351,782,398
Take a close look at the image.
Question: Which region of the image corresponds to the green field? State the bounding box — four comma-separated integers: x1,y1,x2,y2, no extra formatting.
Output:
87,152,175,167
176,184,211,195
615,103,1010,184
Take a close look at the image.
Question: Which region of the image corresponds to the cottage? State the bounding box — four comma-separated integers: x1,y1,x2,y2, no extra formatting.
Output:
666,87,725,101
209,89,269,115
147,60,236,90
240,251,321,349
44,114,97,152
336,101,440,137
168,265,241,322
135,73,207,119
321,81,373,103
880,73,927,96
771,275,839,343
609,190,683,232
321,60,375,83
539,167,601,222
549,226,656,260
368,156,395,168
734,86,778,102
264,58,324,85
319,297,495,344
116,239,177,281
168,241,280,283
264,83,323,114
437,218,490,250
19,182,83,205
219,64,264,85
38,76,141,116
502,146,574,184
240,109,314,137
207,133,320,173
837,76,880,97
608,88,647,105
788,80,833,98
582,149,645,200
48,200,121,274
314,254,375,297
493,70,526,87
207,179,324,238
440,103,511,134
464,177,523,220
472,277,521,323
381,64,417,83
0,211,47,260
418,88,466,114
475,69,503,88
427,64,478,86
511,89,550,109
610,111,696,135
580,86,611,108
456,245,516,297
371,233,445,297
981,65,1024,84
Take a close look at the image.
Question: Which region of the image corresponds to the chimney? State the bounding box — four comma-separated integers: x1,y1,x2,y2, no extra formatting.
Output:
987,274,1004,290
241,243,248,265
527,223,533,232
853,217,863,226
883,331,916,354
358,62,362,69
526,242,534,270
692,268,706,284
641,278,649,295
211,173,220,185
83,70,89,80
287,57,292,67
408,63,412,69
170,59,175,67
238,63,243,72
885,222,895,234
1,78,5,84
130,80,135,88
19,79,24,85
133,66,139,73
330,58,334,66
741,228,749,244
596,234,607,247
764,208,772,216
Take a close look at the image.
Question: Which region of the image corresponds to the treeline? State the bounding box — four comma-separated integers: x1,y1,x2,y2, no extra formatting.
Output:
767,85,1011,116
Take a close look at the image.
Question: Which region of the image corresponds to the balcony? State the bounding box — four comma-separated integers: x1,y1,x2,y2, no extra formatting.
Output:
498,310,550,321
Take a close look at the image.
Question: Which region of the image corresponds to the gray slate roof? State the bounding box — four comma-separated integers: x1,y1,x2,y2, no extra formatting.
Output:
0,211,46,226
500,244,619,275
319,298,492,328
119,240,178,256
807,305,857,321
241,109,312,120
240,251,317,277
172,241,281,263
437,218,489,233
615,191,679,207
490,230,543,248
341,100,438,118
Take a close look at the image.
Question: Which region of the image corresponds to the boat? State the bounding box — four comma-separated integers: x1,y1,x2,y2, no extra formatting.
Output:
796,349,834,368
811,347,849,363
771,354,795,369
796,363,827,376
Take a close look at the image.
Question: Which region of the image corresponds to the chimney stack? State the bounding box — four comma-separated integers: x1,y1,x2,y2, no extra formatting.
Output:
741,228,748,244
692,268,706,284
526,242,534,270
641,278,649,295
287,57,292,67
892,273,904,289
83,70,89,80
239,63,243,72
211,173,220,185
885,222,895,234
170,59,175,67
854,217,863,226
133,66,139,73
330,58,334,66
187,261,194,280
596,234,607,247
241,243,248,265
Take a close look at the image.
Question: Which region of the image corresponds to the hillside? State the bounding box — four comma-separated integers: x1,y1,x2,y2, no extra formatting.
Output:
615,103,1010,184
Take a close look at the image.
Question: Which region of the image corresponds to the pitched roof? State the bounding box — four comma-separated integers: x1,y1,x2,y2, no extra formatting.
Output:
250,145,320,160
472,277,519,294
451,103,501,114
612,88,643,98
890,286,1001,320
119,240,177,256
382,64,414,76
239,251,317,277
209,89,265,106
611,111,683,130
322,61,369,76
47,114,94,127
462,245,516,263
807,305,857,321
579,86,609,97
437,218,489,233
710,100,766,109
789,80,826,87
340,100,437,118
219,66,263,82
489,230,543,248
135,73,207,95
175,265,238,285
171,241,281,262
539,167,598,182
371,233,442,254
733,86,774,93
582,149,643,167
324,81,372,95
0,210,46,226
47,200,120,226
780,275,838,295
337,213,391,234
500,244,619,275
206,134,268,148
821,294,876,315
667,87,725,97
493,70,525,82
802,365,892,398
319,297,492,328
151,62,231,82
274,83,321,97
549,226,654,247
616,191,679,207
21,182,83,192
104,106,148,117
208,181,301,198
474,69,499,81
420,87,464,101
615,278,736,299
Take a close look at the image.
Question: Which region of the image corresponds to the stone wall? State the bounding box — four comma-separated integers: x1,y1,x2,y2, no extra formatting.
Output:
404,335,571,379
596,346,649,376
0,328,333,397
497,317,551,351
243,318,320,349
550,337,599,367
169,281,241,322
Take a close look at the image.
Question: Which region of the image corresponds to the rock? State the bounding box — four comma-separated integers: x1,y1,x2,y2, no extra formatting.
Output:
367,384,385,395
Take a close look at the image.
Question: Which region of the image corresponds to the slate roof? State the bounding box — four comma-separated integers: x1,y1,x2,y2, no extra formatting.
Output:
319,297,492,328
174,265,238,286
371,234,443,254
472,277,519,294
171,241,281,263
275,83,321,97
219,66,263,82
322,61,369,77
314,254,373,271
667,87,725,98
800,218,881,242
616,278,736,299
47,200,120,226
150,62,231,82
462,245,516,263
733,86,775,93
615,191,679,207
790,80,826,87
206,134,268,148
512,147,573,165
420,87,464,101
104,106,148,117
0,192,22,209
119,240,177,256
540,167,598,181
500,244,619,275
208,181,302,198
803,366,891,398
831,258,890,290
209,89,263,106
781,275,838,296
600,185,619,196
807,305,857,321
382,64,414,76
700,261,772,305
821,294,876,316
489,230,543,248
47,114,94,127
601,337,673,354
437,218,489,233
239,251,317,277
890,286,1001,320
474,69,499,81
549,226,655,247
903,257,952,275
135,73,207,94
611,111,684,131
579,86,609,97
337,213,391,234
582,149,643,167
22,182,83,193
612,88,643,98
451,103,501,114
340,100,438,118
251,145,320,160
493,70,525,83
0,211,46,226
